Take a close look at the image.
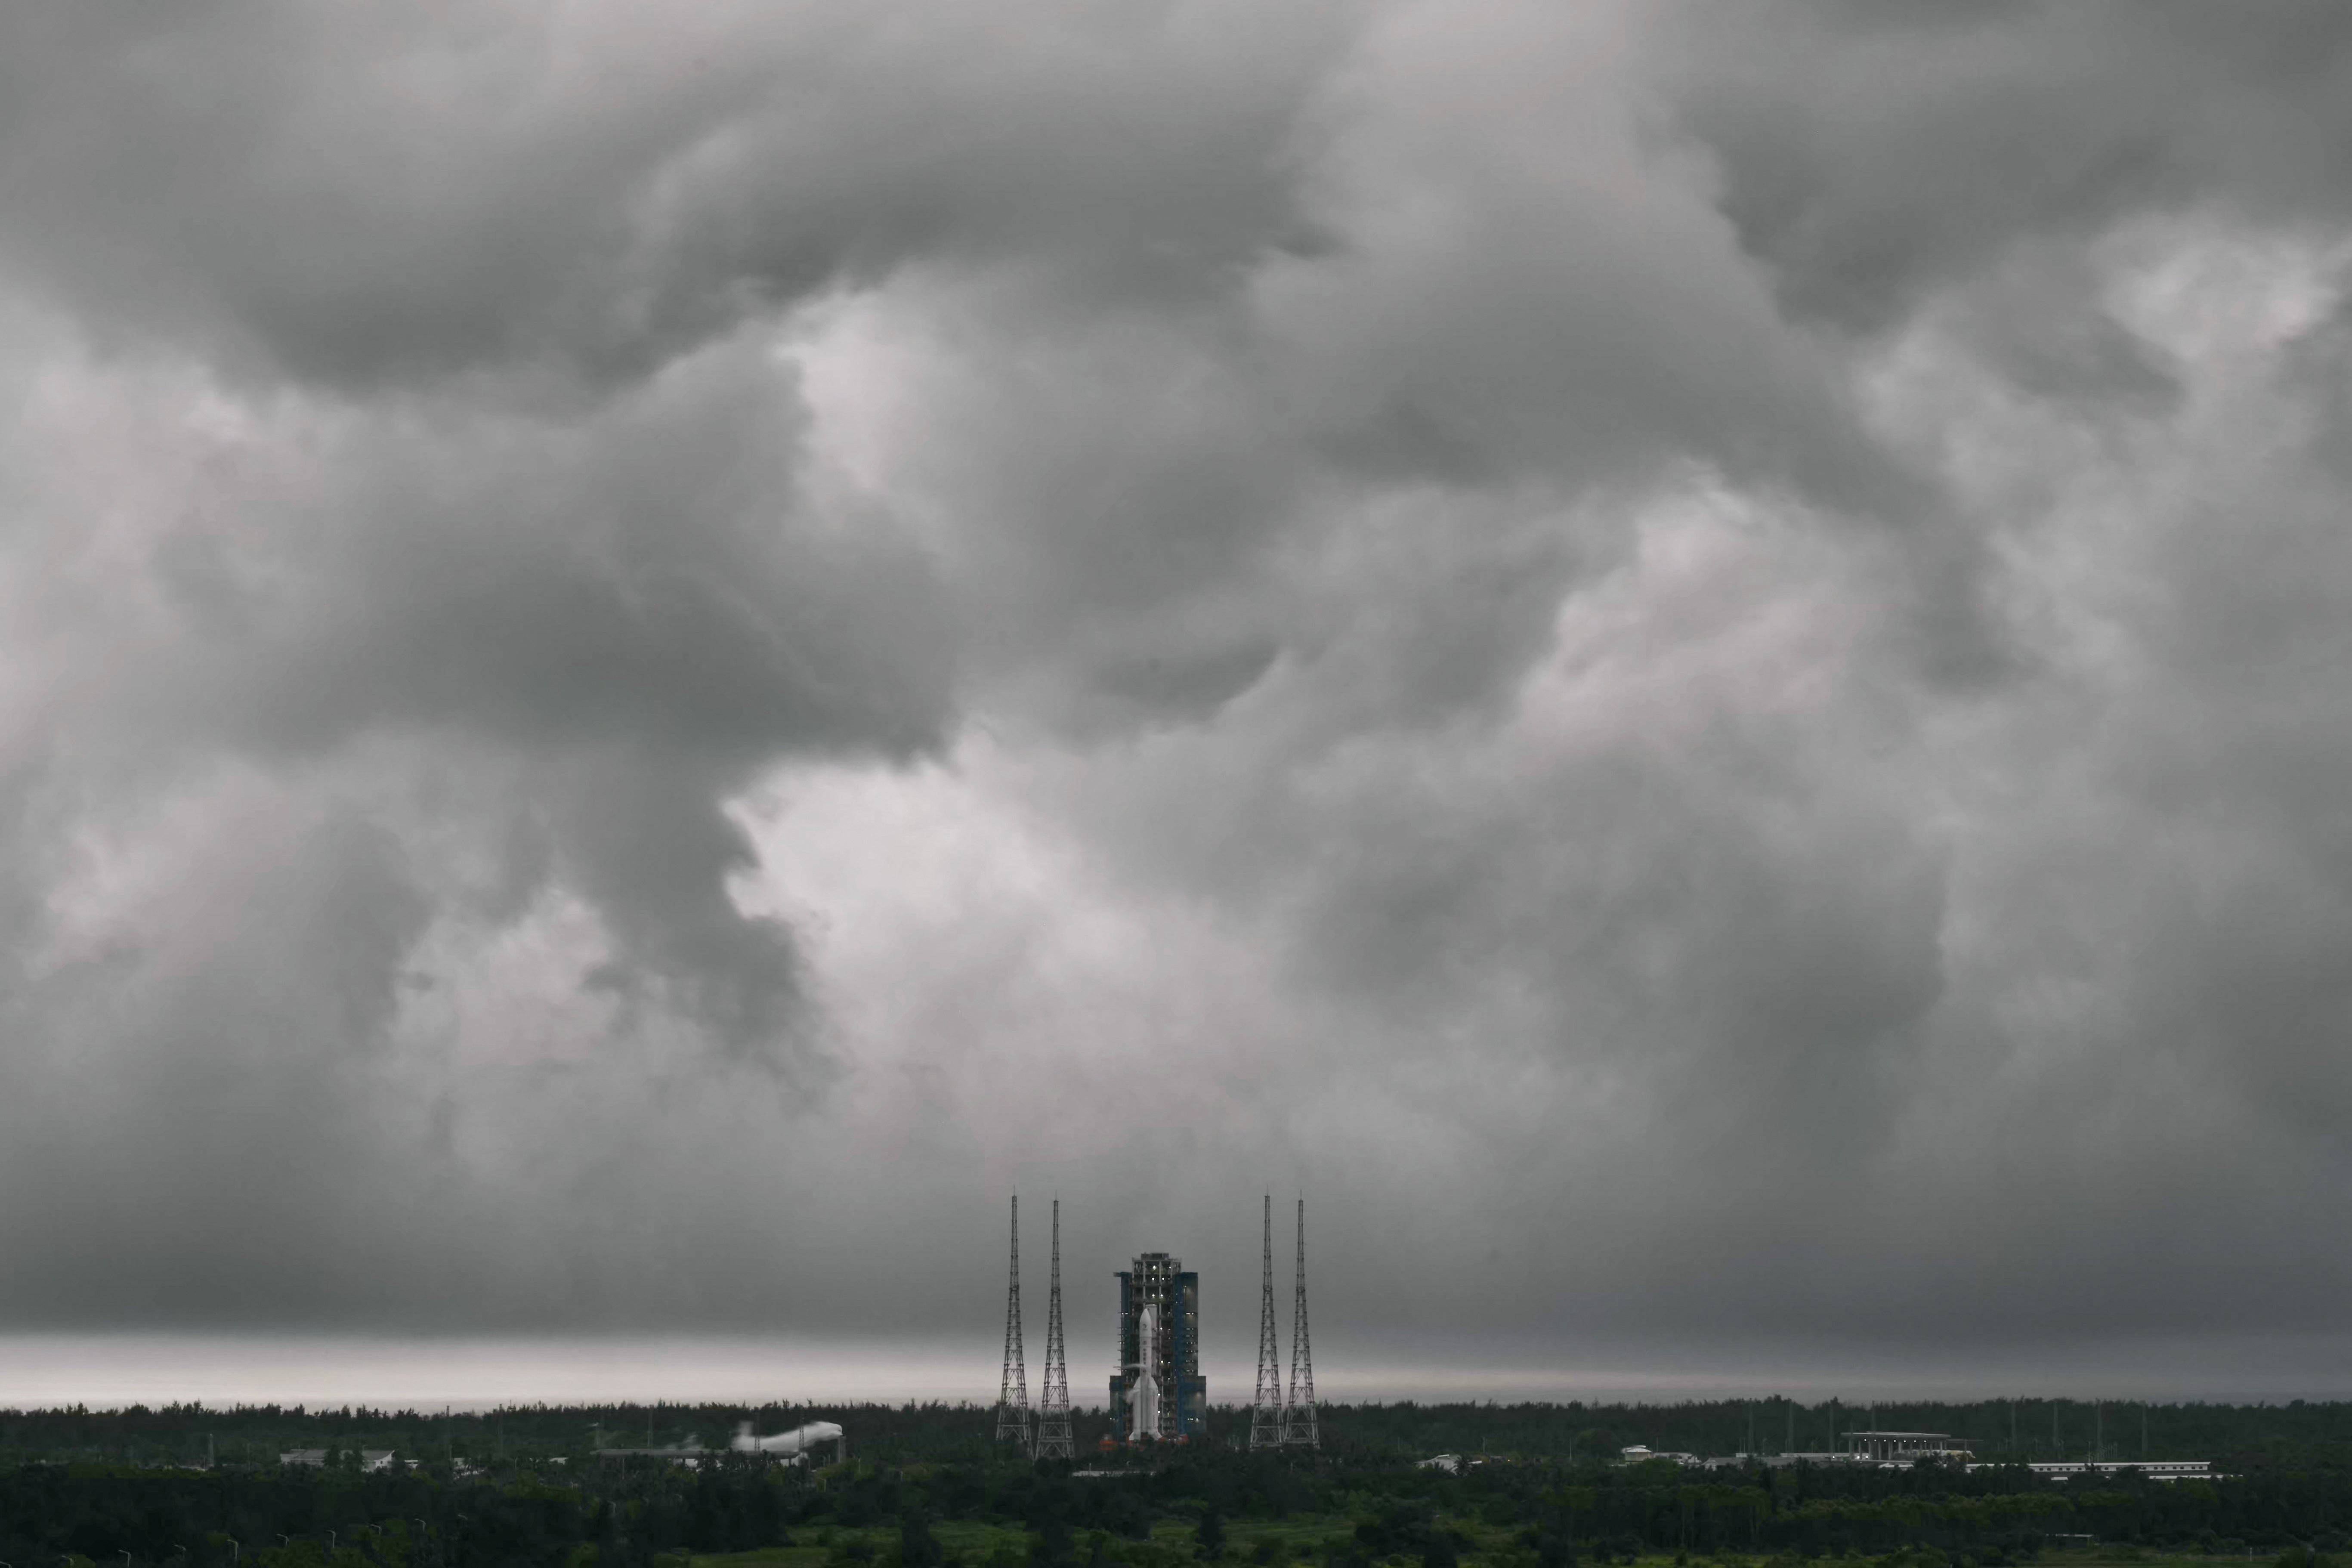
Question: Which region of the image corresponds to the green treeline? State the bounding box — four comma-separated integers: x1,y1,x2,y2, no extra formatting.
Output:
11,1398,2352,1471
8,1400,2352,1568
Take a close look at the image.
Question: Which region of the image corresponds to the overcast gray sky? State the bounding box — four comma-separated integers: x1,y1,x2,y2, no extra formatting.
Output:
5,0,2352,1402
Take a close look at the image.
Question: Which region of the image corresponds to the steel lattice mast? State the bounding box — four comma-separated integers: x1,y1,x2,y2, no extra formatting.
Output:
1034,1198,1075,1459
996,1195,1032,1451
1282,1195,1319,1448
1250,1194,1286,1450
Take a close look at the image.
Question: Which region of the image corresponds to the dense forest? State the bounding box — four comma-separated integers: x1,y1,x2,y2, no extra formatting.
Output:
10,1398,2352,1472
8,1399,2352,1568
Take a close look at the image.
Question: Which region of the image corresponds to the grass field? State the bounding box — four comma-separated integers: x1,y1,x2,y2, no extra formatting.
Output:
686,1515,1354,1568
685,1525,2264,1568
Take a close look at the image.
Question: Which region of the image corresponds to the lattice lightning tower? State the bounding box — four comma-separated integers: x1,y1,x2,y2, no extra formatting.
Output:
1250,1194,1286,1449
1282,1196,1319,1448
1035,1198,1075,1459
996,1195,1032,1451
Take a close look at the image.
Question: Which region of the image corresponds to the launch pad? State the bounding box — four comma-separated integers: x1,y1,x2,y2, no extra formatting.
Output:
992,1195,1316,1454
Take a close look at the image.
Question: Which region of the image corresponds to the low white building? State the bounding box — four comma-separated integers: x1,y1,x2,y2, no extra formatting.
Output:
280,1450,399,1472
1843,1432,1975,1464
1619,1445,1700,1467
1974,1460,2216,1482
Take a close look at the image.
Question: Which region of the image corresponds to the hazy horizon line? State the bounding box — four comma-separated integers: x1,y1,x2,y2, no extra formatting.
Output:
8,1331,2352,1413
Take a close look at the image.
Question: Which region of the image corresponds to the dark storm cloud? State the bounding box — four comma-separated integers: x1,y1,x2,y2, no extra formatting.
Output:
0,3,1347,390
7,328,953,1082
1670,0,2352,329
0,0,2350,1378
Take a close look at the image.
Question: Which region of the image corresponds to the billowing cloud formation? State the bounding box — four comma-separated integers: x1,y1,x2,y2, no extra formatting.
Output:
1,0,2350,1386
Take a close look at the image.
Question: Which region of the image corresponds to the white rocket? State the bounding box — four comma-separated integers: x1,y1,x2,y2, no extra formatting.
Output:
1127,1302,1161,1441
730,1420,845,1460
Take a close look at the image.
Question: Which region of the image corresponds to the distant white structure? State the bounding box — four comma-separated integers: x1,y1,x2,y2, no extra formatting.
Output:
1753,1432,1973,1469
1127,1302,1162,1441
1619,1445,1700,1467
1986,1460,2215,1482
730,1420,845,1462
281,1450,398,1472
1606,1433,2225,1478
1419,1454,1462,1473
1844,1431,1974,1463
595,1419,845,1468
